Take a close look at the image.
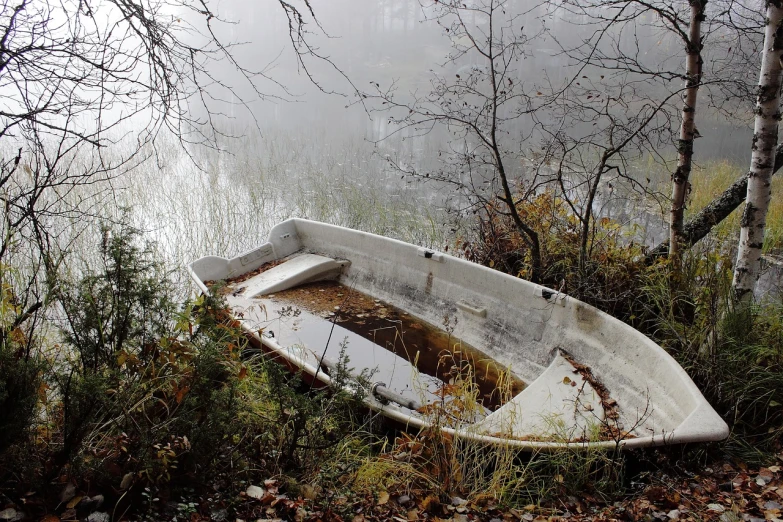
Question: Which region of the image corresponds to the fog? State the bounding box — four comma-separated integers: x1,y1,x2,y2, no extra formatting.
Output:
200,0,755,165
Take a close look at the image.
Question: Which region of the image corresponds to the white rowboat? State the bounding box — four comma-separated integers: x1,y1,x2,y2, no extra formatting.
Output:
188,218,729,449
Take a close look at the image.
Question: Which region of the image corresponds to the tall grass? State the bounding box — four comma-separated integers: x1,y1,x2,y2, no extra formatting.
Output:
43,127,447,292
686,160,783,253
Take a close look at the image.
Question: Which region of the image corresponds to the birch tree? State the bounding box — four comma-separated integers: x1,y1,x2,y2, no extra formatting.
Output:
669,0,707,262
732,0,783,301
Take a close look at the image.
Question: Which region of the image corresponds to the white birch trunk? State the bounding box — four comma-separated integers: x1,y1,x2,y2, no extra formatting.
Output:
669,0,705,260
732,1,783,301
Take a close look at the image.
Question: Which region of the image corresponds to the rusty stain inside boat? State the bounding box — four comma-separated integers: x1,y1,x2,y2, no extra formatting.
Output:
260,281,526,410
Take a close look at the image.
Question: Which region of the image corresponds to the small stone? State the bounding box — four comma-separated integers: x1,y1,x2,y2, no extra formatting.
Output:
451,496,468,506
246,485,266,500
397,495,410,505
87,513,110,522
0,509,17,521
667,509,681,520
707,504,725,513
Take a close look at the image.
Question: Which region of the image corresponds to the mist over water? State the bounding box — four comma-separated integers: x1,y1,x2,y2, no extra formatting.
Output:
99,0,759,273
204,0,754,160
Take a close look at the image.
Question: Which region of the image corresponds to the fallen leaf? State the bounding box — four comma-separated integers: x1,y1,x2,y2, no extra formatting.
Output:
378,491,390,505
419,495,438,511
119,472,134,490
66,496,83,509
59,483,76,503
301,484,319,500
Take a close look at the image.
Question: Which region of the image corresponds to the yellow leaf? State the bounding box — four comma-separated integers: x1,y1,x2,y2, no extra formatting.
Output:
10,327,25,345
419,495,438,510
377,491,390,505
66,496,83,509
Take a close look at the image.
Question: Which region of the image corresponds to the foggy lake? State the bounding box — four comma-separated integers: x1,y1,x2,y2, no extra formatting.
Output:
204,0,755,162
25,0,761,279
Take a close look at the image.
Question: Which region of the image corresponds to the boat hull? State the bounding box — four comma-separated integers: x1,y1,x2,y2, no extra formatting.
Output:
188,218,729,449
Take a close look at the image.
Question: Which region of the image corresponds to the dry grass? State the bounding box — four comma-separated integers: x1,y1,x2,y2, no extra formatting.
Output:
687,160,783,253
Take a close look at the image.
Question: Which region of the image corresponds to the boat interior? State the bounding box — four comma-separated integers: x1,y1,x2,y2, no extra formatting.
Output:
189,218,729,447
218,251,618,442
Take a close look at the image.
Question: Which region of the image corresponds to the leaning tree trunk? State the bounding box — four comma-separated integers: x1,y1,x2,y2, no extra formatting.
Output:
646,146,783,261
670,0,706,262
732,0,783,301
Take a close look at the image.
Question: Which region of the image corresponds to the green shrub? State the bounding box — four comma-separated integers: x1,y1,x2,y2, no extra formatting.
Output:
0,266,44,456
59,223,176,374
0,337,41,454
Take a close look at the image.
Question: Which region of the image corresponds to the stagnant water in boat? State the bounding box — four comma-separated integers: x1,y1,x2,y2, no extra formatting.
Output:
238,281,526,411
